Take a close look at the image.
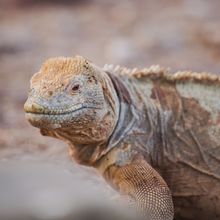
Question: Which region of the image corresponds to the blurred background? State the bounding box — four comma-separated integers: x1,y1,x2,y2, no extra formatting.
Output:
0,0,220,219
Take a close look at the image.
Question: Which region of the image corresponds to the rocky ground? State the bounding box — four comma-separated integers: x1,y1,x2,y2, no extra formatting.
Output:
0,0,220,219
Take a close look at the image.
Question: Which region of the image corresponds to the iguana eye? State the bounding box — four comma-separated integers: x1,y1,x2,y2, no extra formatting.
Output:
72,84,80,91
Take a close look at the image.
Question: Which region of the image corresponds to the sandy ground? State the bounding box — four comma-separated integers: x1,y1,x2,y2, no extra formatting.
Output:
0,0,220,219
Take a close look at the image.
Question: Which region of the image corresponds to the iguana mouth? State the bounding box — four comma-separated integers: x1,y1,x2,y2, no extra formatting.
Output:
24,104,100,129
24,100,100,115
25,106,99,116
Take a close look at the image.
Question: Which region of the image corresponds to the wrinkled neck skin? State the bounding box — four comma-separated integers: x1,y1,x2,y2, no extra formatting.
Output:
95,74,164,173
95,71,163,173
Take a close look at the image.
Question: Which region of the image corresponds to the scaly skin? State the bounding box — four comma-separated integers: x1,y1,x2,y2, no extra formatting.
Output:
24,56,220,220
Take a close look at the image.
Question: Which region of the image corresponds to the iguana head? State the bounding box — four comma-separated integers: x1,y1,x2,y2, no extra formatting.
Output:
24,56,119,164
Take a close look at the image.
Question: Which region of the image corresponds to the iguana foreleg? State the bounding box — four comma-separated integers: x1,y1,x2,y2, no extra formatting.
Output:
97,151,174,220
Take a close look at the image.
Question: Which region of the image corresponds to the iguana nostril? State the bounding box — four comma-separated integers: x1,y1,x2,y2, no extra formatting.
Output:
31,103,44,113
24,101,44,113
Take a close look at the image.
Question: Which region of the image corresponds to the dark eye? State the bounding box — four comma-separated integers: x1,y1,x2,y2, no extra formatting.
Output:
72,84,80,91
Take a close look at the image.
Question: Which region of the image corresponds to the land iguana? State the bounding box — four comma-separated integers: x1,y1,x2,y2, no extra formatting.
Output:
24,56,220,220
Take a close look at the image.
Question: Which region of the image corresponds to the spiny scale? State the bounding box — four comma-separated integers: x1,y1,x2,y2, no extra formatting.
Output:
103,63,220,85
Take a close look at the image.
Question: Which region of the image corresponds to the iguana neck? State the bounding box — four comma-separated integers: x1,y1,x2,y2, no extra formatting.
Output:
104,72,138,152
98,73,167,169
